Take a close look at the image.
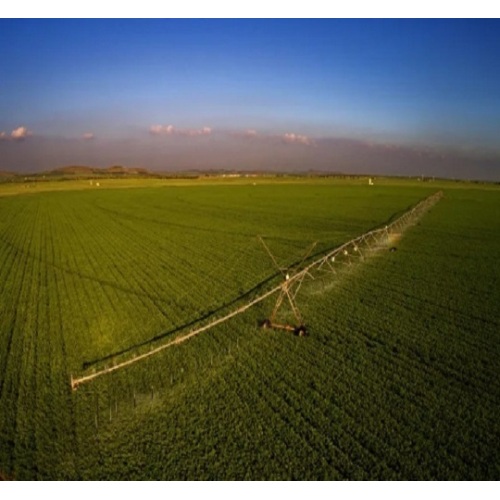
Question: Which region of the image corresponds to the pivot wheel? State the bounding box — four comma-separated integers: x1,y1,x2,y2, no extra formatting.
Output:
294,325,308,337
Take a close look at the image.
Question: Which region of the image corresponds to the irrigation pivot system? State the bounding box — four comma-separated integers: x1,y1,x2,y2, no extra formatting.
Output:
258,190,443,336
71,191,443,390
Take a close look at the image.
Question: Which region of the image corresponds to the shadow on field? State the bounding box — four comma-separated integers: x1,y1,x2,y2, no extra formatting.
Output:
81,206,415,371
81,271,282,370
80,238,343,370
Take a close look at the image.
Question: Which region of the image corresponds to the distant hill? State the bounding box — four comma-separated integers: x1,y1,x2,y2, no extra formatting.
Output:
50,166,96,175
105,165,150,175
46,165,153,177
0,171,17,178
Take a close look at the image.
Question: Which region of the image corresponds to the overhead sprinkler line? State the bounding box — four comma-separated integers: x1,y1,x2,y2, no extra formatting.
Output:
71,190,443,390
71,283,283,390
267,190,443,291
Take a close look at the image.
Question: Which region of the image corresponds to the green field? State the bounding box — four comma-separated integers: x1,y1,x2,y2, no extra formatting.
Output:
0,177,499,479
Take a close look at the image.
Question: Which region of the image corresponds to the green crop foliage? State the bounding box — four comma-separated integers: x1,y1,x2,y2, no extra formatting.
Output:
0,177,498,479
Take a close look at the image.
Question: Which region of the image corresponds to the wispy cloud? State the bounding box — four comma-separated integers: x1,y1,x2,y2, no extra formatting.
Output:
229,129,260,141
0,126,33,142
83,132,95,140
281,132,315,146
150,124,174,135
241,129,259,138
149,124,212,137
181,126,212,137
232,129,315,146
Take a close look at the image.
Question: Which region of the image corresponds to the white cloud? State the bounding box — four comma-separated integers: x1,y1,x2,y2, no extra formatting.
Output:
149,124,211,137
179,126,212,137
11,126,32,141
0,126,33,142
281,132,314,146
83,132,95,140
231,129,315,146
230,129,260,140
150,124,174,135
243,129,258,138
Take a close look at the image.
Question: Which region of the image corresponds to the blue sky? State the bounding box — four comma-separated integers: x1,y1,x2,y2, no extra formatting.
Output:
1,19,500,178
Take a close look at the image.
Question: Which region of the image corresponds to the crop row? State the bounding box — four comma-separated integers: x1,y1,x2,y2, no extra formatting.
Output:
1,183,497,479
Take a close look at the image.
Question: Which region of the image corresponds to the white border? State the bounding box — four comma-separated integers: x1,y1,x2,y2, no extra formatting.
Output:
2,2,500,19
1,481,500,496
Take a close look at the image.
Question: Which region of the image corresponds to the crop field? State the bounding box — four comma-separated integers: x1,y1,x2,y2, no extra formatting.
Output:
0,177,499,480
